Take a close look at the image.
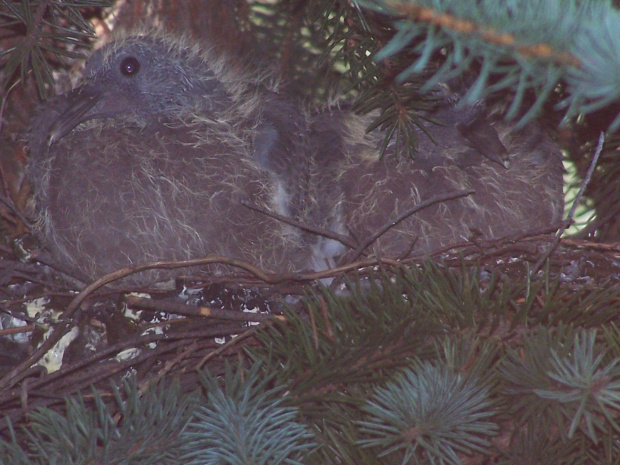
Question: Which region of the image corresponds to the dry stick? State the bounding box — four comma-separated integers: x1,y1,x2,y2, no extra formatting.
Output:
561,238,620,252
0,79,19,135
195,325,261,370
2,188,472,390
64,255,279,318
244,189,475,264
2,252,345,391
0,81,32,227
416,222,567,260
0,318,74,392
0,255,278,391
126,295,284,322
138,340,200,397
241,200,358,249
0,332,169,404
0,325,242,410
5,337,196,429
348,188,475,262
530,132,605,276
570,200,620,239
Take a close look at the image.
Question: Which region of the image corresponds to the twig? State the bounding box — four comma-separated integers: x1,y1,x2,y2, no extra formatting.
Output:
348,188,475,262
560,238,620,252
138,341,199,396
64,255,282,317
195,325,262,370
0,323,243,410
0,255,279,392
0,156,34,230
125,295,284,322
570,200,620,239
241,200,358,249
411,222,565,261
530,132,605,276
0,80,20,135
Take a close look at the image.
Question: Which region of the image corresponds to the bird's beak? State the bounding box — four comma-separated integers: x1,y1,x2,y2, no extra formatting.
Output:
48,87,103,146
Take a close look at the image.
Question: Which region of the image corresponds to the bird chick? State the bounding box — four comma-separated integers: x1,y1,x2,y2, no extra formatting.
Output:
28,30,320,285
28,30,564,286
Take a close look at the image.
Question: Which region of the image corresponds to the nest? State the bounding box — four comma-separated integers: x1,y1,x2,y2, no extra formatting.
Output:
0,221,618,432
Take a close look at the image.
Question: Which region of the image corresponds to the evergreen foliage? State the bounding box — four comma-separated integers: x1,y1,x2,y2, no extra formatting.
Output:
502,328,620,444
360,0,620,128
2,0,620,464
358,361,498,464
182,364,315,465
0,264,619,463
0,376,193,464
0,0,111,98
5,0,620,149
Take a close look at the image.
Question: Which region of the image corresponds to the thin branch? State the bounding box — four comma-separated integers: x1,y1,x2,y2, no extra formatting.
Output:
530,132,605,276
195,325,262,371
0,255,277,392
570,200,620,240
241,200,358,249
389,2,580,67
138,340,200,396
0,80,20,135
125,295,284,323
347,188,475,262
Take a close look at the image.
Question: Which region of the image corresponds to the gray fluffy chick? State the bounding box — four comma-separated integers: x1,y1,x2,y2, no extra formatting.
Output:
27,30,564,286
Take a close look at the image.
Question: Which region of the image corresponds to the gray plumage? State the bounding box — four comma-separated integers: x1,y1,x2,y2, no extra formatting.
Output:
27,30,564,286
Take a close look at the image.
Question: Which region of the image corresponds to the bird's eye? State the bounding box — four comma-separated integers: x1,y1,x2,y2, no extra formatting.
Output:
120,57,140,77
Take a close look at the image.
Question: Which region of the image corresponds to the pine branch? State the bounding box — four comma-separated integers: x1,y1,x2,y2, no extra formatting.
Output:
182,363,315,465
358,361,498,465
1,375,192,464
501,328,620,444
536,330,620,443
0,0,111,98
359,0,620,129
2,264,620,463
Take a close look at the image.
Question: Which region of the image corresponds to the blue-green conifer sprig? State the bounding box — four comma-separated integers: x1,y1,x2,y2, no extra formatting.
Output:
564,11,620,122
436,336,499,385
2,267,620,463
0,375,193,465
500,419,587,465
501,327,581,430
502,328,620,445
533,330,620,443
358,361,498,465
0,0,112,97
182,363,316,465
358,0,620,130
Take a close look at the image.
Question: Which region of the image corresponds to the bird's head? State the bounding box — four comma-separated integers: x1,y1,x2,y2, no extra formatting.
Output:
46,32,249,145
